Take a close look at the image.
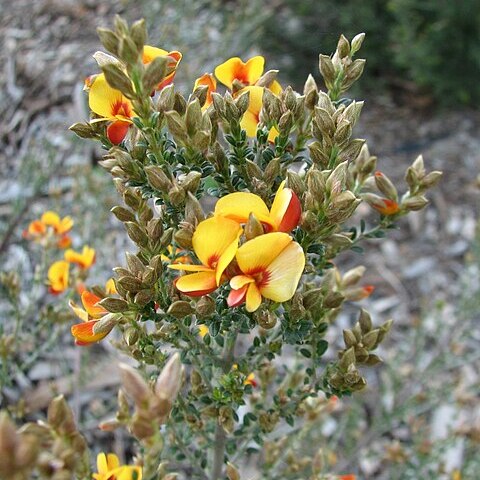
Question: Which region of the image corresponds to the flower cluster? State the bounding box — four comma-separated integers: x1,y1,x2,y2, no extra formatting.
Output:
62,17,442,480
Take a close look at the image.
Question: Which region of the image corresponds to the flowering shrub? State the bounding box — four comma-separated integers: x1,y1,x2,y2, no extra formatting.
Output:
1,16,441,480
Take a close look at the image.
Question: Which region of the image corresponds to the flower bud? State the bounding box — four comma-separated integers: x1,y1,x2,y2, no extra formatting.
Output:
173,227,193,250
226,462,241,480
93,313,121,334
318,54,335,89
245,213,264,240
143,56,168,93
155,353,184,404
351,32,366,54
145,165,173,192
402,195,428,211
195,296,215,317
125,222,149,247
101,63,135,98
167,300,194,318
119,363,151,407
342,266,366,287
374,171,398,201
165,110,188,142
168,185,186,207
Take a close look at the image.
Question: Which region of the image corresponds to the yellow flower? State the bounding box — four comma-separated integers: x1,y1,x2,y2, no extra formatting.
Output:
142,45,182,91
93,453,142,480
48,261,70,294
65,245,96,269
215,180,302,233
237,85,279,142
88,73,134,145
168,216,242,296
227,232,305,312
25,211,73,248
69,290,112,346
194,73,217,108
215,56,265,90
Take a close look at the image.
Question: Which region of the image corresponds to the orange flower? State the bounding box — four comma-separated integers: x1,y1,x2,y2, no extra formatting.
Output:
339,475,356,480
227,232,305,312
215,56,265,90
88,73,134,144
142,45,182,91
48,261,70,294
168,217,242,296
194,73,217,108
64,245,96,269
215,180,301,233
69,289,112,345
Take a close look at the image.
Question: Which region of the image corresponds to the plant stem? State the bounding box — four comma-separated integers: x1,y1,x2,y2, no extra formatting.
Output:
211,330,237,480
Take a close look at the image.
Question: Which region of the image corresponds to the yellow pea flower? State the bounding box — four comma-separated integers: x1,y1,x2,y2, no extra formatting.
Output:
69,290,112,346
48,261,70,295
105,278,117,295
194,73,217,109
215,180,302,233
168,216,242,297
227,232,305,312
65,245,96,269
215,56,265,90
93,453,142,480
25,211,73,248
142,45,182,91
88,73,134,145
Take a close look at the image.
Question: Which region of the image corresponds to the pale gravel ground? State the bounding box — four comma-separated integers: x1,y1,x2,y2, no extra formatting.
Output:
1,0,479,477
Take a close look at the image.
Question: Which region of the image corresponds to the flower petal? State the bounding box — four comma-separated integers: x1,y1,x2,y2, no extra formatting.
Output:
215,57,244,89
81,290,105,319
89,74,128,120
260,241,305,303
246,282,262,312
269,181,302,232
227,284,248,308
236,232,292,274
243,56,265,85
168,264,212,272
71,320,108,345
175,271,218,296
48,260,70,293
194,73,217,108
215,192,271,225
142,45,169,63
68,299,89,322
192,217,242,275
41,211,60,227
107,120,130,145
230,274,255,290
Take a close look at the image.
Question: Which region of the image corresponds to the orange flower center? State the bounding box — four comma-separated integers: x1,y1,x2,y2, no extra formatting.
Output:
111,100,132,118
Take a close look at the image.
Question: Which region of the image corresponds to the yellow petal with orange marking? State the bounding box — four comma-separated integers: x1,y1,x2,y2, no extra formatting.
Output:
214,192,271,226
142,45,169,63
246,282,262,312
89,74,133,121
81,290,105,319
236,232,292,274
194,73,217,108
28,220,46,236
71,320,108,345
215,56,264,89
175,271,218,296
259,241,305,303
192,217,242,278
68,299,88,322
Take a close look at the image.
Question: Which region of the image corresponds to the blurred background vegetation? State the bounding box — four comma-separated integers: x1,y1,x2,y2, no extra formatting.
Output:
1,0,479,478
